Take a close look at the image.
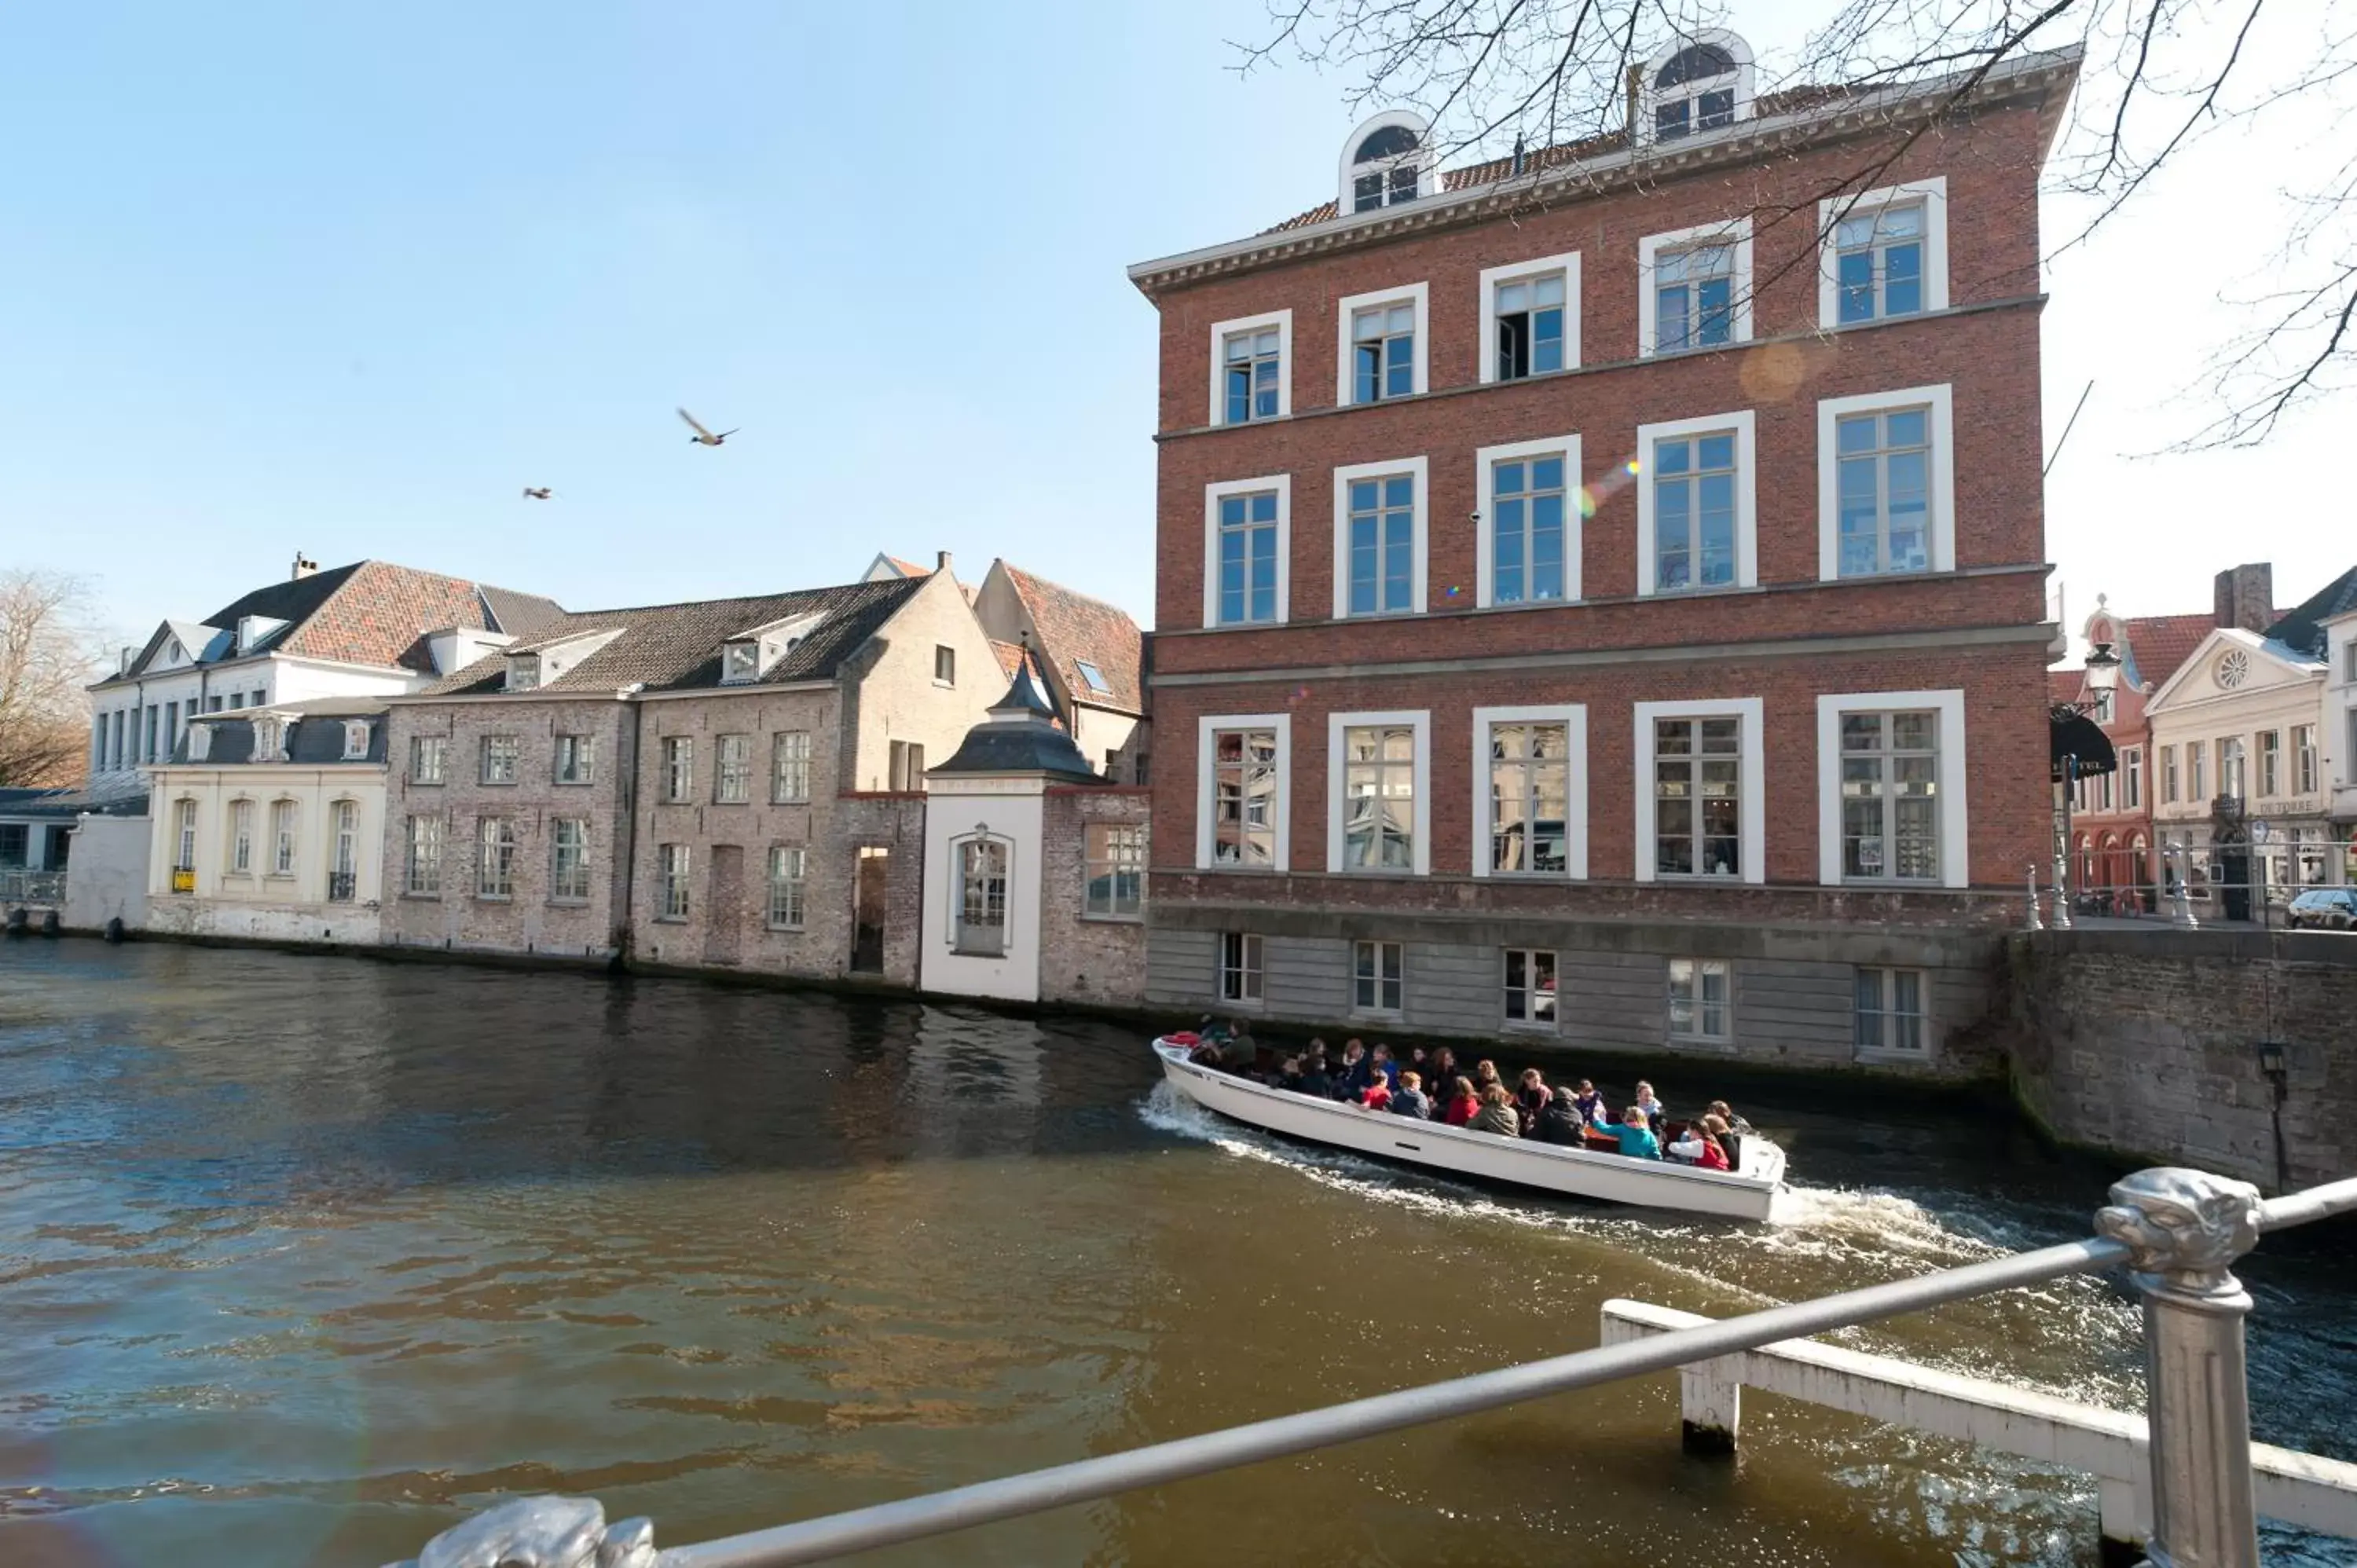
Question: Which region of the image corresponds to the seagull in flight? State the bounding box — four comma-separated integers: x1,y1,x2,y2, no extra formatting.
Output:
521,487,554,500
678,408,739,446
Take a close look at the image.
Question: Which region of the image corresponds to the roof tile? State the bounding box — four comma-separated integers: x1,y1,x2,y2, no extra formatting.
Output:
998,566,1146,715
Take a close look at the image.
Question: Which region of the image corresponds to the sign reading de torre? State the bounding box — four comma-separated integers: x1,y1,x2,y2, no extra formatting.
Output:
1124,33,2083,1070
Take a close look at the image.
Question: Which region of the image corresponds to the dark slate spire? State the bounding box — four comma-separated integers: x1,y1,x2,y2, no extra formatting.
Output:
990,636,1060,724
933,636,1102,783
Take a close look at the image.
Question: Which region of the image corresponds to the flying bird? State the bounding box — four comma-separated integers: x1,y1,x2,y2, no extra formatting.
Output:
522,487,554,500
677,408,739,446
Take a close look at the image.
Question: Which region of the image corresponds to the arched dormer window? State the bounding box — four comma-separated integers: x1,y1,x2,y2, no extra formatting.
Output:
1644,31,1753,145
1338,112,1434,215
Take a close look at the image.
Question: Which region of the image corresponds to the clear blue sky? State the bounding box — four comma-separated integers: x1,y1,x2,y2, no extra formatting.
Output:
3,2,2348,647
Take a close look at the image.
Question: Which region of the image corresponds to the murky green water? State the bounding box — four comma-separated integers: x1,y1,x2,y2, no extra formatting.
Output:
1,940,2350,1566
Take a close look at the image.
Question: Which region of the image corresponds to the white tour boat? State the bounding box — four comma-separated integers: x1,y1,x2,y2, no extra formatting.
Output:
1153,1039,1792,1223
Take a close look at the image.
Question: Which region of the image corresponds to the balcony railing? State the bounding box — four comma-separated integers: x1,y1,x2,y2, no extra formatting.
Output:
0,870,64,905
326,870,356,903
389,1168,2357,1568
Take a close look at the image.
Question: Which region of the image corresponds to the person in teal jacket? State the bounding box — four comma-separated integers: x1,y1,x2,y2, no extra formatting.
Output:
1593,1107,1662,1160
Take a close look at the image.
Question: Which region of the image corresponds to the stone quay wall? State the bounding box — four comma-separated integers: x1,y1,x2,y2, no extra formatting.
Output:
2000,929,2357,1192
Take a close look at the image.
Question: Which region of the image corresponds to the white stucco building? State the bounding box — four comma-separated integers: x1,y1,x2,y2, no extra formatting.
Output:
2316,605,2357,881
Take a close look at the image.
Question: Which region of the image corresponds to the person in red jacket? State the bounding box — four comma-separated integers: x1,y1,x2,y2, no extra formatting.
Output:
1441,1075,1480,1127
1358,1074,1393,1113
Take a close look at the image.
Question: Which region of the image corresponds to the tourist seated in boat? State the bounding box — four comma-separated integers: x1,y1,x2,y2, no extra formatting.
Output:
1592,1107,1663,1159
1389,1069,1432,1119
1337,1039,1373,1096
1369,1042,1401,1090
1666,1117,1730,1171
1514,1068,1554,1134
1571,1079,1604,1126
1469,1085,1522,1137
1706,1099,1753,1133
1632,1080,1667,1126
1358,1072,1393,1112
1273,1055,1304,1093
1187,1038,1227,1069
1427,1046,1461,1095
1441,1075,1481,1127
1297,1052,1336,1100
1196,1015,1234,1048
1533,1090,1583,1146
1472,1059,1503,1097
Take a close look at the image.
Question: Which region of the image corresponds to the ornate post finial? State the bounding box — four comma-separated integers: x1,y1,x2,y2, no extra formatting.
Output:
2096,1167,2264,1295
384,1497,658,1568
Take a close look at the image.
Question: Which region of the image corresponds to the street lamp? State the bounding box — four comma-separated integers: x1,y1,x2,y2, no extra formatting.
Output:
2051,641,2123,925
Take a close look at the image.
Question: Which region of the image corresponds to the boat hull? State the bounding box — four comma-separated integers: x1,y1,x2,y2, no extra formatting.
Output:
1153,1042,1788,1223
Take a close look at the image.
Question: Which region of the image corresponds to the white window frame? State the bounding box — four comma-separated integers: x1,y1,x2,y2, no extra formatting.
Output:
713,733,753,804
772,731,812,803
1854,966,1930,1059
269,799,298,877
658,843,691,921
1633,697,1765,885
405,814,442,896
1219,931,1266,1007
1502,947,1560,1031
173,798,198,874
1637,218,1753,357
1470,703,1589,879
477,815,517,899
1667,956,1734,1044
411,735,446,786
950,833,1012,957
1640,29,1755,147
480,734,520,786
1475,434,1582,608
662,736,694,803
550,818,591,902
1326,709,1431,876
554,733,595,786
1208,309,1293,426
1478,252,1582,385
1194,713,1291,870
1634,411,1757,596
1336,110,1435,214
1202,474,1292,628
2122,746,2143,811
1351,938,1406,1016
766,844,806,929
1330,455,1429,619
342,720,369,760
1334,281,1430,406
1816,384,1957,579
1814,689,1969,889
1817,178,1949,328
1083,822,1146,918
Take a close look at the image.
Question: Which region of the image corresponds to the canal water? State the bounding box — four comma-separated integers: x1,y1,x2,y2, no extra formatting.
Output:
1,942,2351,1567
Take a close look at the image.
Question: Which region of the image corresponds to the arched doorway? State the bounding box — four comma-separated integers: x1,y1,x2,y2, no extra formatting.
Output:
2130,833,2150,911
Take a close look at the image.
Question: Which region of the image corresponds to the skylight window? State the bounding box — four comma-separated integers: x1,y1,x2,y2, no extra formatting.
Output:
1076,660,1112,695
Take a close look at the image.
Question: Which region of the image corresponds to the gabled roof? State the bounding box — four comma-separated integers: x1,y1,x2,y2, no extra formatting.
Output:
998,564,1146,716
2265,564,2357,659
481,586,568,638
414,577,926,697
2118,613,2217,693
932,659,1102,783
2146,625,2326,712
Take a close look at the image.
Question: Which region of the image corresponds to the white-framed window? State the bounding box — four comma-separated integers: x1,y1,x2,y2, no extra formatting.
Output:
1335,283,1428,405
889,740,926,792
722,642,760,684
1352,939,1404,1014
1636,412,1756,595
1472,704,1589,878
269,800,298,876
662,736,694,802
405,815,442,896
252,718,282,761
174,799,198,874
1816,690,1968,888
1817,385,1956,580
1219,932,1264,1005
1638,220,1752,356
714,734,753,804
1503,948,1558,1029
222,798,251,874
934,645,956,686
1329,710,1431,874
480,735,519,785
1203,474,1291,628
1820,178,1948,328
1339,112,1433,213
1209,310,1292,425
411,735,446,786
554,734,594,785
1197,715,1290,870
1084,822,1146,917
766,845,806,929
551,819,590,901
2189,740,2208,801
2293,724,2318,794
1634,698,1764,885
2093,687,2116,725
1331,456,1428,618
2259,730,2282,797
2161,745,2179,804
2122,746,2144,811
1855,967,1927,1055
952,836,1010,956
1642,31,1753,145
1479,253,1580,383
477,816,517,898
658,844,691,921
1668,958,1732,1043
773,731,812,803
1476,435,1581,607
342,720,370,760
2220,735,2246,800
329,801,359,888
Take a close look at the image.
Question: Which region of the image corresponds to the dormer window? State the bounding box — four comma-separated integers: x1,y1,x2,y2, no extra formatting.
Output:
719,613,825,684
343,720,371,760
506,656,541,691
253,719,284,761
1645,31,1753,145
1338,113,1434,216
722,642,760,684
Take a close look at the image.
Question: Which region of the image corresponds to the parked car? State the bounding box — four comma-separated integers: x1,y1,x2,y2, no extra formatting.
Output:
2286,888,2357,931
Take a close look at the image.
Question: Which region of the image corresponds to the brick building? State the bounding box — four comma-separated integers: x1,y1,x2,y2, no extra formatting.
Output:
377,571,1002,984
1124,35,2081,1070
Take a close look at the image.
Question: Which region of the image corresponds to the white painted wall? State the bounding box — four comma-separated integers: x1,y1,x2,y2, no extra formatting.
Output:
921,777,1046,1002
89,655,430,789
62,816,150,931
145,762,388,946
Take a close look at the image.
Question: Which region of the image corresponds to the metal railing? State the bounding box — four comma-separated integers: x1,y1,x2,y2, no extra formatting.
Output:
387,1168,2357,1568
327,870,357,903
0,869,64,906
2030,844,2357,932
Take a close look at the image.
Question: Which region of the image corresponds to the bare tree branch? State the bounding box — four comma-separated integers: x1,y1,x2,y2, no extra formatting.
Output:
0,571,101,789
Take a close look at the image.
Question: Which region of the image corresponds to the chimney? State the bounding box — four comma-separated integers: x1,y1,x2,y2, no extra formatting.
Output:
291,552,318,581
936,550,954,577
2212,562,2275,635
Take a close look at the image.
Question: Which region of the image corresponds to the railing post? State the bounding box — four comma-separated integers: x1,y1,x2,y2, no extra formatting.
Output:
2094,1168,2266,1568
2025,863,2045,932
2169,846,2201,930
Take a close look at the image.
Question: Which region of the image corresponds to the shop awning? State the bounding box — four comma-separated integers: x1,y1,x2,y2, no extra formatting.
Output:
2050,711,2117,782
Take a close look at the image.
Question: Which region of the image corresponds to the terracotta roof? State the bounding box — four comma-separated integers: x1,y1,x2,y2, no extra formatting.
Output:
988,639,1028,680
416,577,926,697
2266,564,2357,659
999,565,1146,715
2121,613,2220,693
883,556,933,578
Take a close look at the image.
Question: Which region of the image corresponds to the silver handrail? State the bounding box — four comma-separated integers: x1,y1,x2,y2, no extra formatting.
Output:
387,1172,2357,1568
